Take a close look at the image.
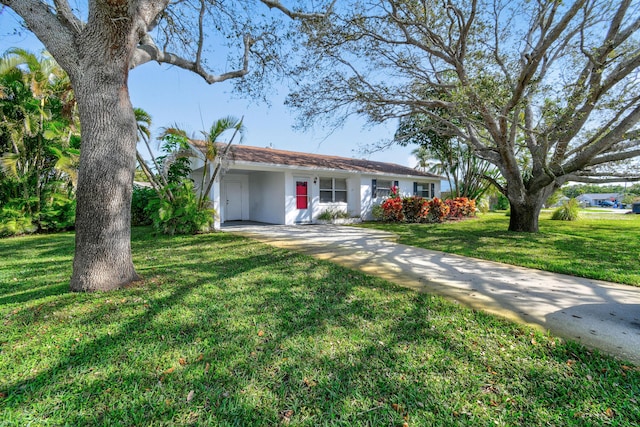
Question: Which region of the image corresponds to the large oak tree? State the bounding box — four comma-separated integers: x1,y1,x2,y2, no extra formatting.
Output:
1,0,330,291
288,0,640,232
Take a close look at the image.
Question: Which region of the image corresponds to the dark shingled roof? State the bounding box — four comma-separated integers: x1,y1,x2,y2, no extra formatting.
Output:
213,143,440,179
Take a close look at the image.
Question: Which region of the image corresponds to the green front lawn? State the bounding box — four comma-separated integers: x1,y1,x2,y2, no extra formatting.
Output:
1,228,639,425
358,211,640,286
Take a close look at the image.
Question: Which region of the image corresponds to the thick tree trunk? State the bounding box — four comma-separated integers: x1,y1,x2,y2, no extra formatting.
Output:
507,195,545,233
69,65,140,292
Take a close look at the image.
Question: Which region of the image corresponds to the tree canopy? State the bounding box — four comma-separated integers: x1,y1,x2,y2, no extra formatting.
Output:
396,114,497,200
288,0,640,231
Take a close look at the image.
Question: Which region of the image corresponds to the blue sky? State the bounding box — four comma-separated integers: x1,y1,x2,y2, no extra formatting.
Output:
127,63,412,165
0,7,419,169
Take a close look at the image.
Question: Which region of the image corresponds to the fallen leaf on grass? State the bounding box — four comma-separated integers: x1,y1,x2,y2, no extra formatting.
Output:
204,362,210,374
163,367,175,375
179,358,187,366
481,385,499,394
196,354,204,362
605,408,615,418
279,409,294,423
303,377,317,388
186,390,194,402
258,330,265,337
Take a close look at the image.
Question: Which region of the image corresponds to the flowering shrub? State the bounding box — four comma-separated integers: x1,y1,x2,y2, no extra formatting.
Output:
445,197,476,219
402,196,429,223
381,197,404,222
425,197,450,223
379,194,475,223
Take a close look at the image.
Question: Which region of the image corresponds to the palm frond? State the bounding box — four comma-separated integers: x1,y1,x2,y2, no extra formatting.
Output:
134,107,152,140
160,126,188,139
208,116,244,144
0,152,21,178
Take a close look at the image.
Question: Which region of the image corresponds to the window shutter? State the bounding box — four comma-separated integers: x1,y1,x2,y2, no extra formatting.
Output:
431,183,435,198
413,182,418,196
372,179,377,198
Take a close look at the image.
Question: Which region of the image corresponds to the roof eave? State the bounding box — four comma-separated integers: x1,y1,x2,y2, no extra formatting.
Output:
225,159,443,180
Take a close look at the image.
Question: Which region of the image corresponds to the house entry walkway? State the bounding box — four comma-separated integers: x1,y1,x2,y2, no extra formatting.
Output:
222,223,640,365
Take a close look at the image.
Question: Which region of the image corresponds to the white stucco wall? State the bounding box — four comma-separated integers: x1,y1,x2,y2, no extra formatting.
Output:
249,172,286,224
309,174,360,220
360,177,377,220
191,169,205,194
359,176,441,220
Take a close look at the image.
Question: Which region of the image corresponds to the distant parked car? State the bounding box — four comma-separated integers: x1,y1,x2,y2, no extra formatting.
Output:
599,200,615,207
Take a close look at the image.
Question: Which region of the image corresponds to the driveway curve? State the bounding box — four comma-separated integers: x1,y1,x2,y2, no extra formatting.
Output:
223,223,640,365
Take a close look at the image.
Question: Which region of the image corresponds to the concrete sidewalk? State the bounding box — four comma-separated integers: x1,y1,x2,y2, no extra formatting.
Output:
223,223,640,365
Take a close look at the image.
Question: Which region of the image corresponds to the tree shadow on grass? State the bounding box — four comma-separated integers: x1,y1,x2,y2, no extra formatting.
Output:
2,244,293,424
2,230,640,426
0,233,74,299
3,231,437,425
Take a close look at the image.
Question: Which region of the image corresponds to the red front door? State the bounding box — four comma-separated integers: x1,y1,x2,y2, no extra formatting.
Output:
296,181,308,209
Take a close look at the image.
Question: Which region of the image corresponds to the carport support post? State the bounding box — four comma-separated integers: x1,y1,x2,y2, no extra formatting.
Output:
212,174,221,230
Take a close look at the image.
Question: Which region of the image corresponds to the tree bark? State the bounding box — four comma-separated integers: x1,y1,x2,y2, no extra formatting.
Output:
69,62,140,291
507,196,545,233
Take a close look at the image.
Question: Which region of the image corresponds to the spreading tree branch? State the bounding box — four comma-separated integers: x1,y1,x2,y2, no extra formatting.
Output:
261,0,336,20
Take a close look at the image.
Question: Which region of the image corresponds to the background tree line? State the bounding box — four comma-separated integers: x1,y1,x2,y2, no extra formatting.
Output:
0,48,79,236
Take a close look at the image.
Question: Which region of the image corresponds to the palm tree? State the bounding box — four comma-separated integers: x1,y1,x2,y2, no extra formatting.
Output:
198,116,245,208
0,48,79,228
411,146,431,172
150,116,244,209
134,108,170,199
161,116,245,210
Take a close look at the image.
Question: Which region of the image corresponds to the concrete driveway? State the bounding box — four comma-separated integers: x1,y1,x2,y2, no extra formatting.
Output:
223,223,640,365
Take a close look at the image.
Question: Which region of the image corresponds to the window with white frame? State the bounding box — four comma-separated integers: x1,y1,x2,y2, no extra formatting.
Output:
320,178,347,203
372,179,398,198
414,182,430,198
